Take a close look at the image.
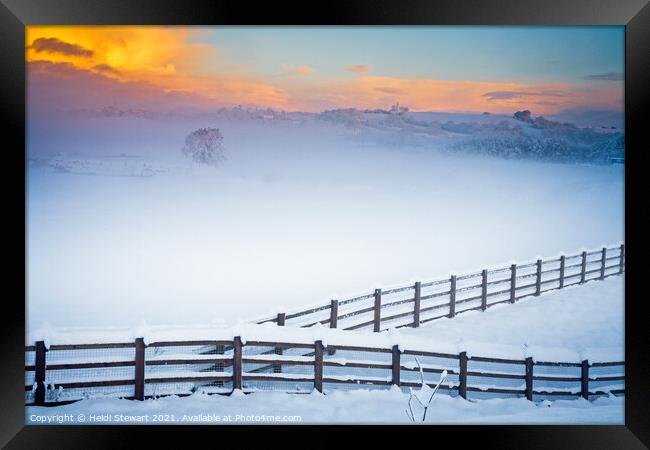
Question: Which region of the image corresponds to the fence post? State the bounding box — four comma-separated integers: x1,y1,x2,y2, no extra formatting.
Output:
134,338,145,401
373,289,382,332
233,336,242,391
413,282,421,328
581,360,590,400
459,351,468,399
535,259,542,296
449,276,457,318
481,270,488,311
34,341,47,406
328,300,338,355
274,314,285,373
619,244,625,274
314,340,324,393
525,357,534,401
600,247,607,280
510,264,517,303
559,255,566,289
580,251,587,284
330,300,338,329
391,345,401,386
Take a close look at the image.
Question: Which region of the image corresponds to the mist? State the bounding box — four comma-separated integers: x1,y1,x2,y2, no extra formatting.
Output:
26,114,624,329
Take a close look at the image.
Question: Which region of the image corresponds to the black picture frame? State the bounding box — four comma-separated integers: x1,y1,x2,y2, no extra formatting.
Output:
1,0,647,447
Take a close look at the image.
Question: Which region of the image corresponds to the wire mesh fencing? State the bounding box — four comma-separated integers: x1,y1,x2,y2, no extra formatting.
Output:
25,337,625,406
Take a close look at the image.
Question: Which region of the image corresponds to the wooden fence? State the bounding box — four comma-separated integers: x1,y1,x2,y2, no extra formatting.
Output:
256,244,625,332
25,337,624,407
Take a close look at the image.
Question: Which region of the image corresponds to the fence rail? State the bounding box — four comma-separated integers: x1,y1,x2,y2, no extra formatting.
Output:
256,244,625,332
25,337,624,406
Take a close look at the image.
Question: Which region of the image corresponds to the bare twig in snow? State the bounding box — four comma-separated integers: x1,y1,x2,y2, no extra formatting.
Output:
405,357,448,422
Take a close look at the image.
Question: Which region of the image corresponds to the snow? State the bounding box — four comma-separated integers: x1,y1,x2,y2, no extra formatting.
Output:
25,274,623,424
27,115,623,330
26,111,623,424
25,389,624,424
28,274,623,365
147,353,231,362
400,275,624,363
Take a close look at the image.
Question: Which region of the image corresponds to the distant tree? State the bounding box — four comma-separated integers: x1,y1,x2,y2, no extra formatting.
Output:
513,110,534,123
182,128,225,167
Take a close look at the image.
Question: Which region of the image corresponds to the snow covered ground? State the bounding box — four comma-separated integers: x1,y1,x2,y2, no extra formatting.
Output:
25,274,624,424
26,388,623,425
28,274,624,363
400,274,624,363
26,115,624,329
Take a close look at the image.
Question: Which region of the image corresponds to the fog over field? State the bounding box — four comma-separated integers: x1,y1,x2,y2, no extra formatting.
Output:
26,111,624,329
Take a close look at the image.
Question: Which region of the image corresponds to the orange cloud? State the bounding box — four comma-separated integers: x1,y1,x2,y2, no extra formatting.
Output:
294,66,314,75
285,75,622,114
281,64,314,75
26,26,290,109
28,59,290,113
30,37,94,57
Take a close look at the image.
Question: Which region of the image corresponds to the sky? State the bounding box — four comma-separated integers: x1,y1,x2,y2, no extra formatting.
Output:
26,26,624,115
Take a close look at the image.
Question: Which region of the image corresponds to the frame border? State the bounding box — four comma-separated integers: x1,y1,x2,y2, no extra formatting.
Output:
1,0,647,447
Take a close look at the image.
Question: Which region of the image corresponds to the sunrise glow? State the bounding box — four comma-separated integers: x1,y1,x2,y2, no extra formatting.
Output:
27,26,624,115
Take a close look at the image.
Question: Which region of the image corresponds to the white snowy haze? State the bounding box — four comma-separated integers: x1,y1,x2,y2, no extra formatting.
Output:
26,111,624,329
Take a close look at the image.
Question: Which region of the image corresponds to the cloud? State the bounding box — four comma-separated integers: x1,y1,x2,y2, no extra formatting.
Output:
27,27,220,75
281,64,314,75
29,37,94,58
345,64,372,74
481,90,567,101
28,60,207,112
92,64,120,74
294,66,313,75
288,76,533,113
373,87,406,95
27,27,289,112
28,60,289,113
583,72,624,81
290,76,620,115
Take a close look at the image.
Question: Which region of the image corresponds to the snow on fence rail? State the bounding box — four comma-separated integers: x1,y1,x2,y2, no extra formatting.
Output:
256,244,625,332
25,337,624,407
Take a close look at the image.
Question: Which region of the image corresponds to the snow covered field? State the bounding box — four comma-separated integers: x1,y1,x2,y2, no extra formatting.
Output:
400,274,624,362
25,274,624,424
26,388,623,425
26,114,624,330
28,274,624,362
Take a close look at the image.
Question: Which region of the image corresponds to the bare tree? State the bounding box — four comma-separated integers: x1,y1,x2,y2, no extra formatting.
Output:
405,358,448,422
182,128,225,167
